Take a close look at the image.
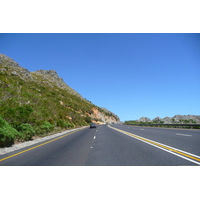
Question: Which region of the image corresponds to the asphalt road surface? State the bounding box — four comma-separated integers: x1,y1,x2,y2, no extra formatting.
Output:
0,124,200,166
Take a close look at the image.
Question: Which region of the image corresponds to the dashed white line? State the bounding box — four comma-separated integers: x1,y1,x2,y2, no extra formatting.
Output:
94,136,96,139
176,133,192,137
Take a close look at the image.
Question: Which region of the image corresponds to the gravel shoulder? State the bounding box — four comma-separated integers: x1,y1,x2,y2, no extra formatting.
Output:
0,127,86,156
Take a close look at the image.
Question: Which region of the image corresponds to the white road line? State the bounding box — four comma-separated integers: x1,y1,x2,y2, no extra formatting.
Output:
108,125,200,165
94,136,96,139
176,133,192,137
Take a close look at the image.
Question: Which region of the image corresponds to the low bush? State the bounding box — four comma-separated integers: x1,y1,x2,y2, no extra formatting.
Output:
17,123,35,141
0,116,21,147
35,121,55,135
57,119,67,128
57,119,73,129
41,121,54,132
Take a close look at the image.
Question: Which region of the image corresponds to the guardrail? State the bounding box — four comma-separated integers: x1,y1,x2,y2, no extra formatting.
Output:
124,123,200,129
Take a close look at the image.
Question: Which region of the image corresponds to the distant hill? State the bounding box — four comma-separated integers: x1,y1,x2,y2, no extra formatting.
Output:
125,115,200,124
0,54,120,147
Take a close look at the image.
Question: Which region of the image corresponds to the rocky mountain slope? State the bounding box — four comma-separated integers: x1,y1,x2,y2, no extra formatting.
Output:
32,69,84,99
0,53,120,147
0,54,84,98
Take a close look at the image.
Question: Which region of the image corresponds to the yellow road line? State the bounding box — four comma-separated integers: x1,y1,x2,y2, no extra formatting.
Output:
0,128,85,162
109,126,200,162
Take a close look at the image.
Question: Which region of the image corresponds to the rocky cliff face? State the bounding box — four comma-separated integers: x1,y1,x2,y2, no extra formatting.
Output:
0,54,33,80
31,69,83,99
137,115,200,124
0,54,20,68
90,108,120,124
101,107,119,121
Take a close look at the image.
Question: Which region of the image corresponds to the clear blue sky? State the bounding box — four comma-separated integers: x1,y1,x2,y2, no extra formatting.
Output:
0,33,200,121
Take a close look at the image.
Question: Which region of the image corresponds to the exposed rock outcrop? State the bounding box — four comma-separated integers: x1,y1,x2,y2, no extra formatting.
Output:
32,70,68,88
101,107,120,122
0,54,20,68
138,117,151,123
0,53,33,80
163,117,172,124
31,69,83,98
90,108,120,124
173,115,200,122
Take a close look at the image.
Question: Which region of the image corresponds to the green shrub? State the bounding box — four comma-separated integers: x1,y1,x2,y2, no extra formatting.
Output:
34,127,43,135
57,119,71,129
0,116,21,147
0,116,7,128
68,123,74,128
57,119,74,128
18,123,35,141
36,121,55,135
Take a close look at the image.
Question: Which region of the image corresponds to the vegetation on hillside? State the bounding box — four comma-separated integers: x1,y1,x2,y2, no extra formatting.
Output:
0,64,119,147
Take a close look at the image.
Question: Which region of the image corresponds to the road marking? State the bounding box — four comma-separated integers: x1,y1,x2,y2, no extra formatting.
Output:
108,125,200,165
94,136,96,139
0,127,85,162
176,133,192,137
140,129,144,130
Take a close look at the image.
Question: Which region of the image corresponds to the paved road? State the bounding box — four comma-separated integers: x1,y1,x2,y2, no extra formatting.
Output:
0,124,200,166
